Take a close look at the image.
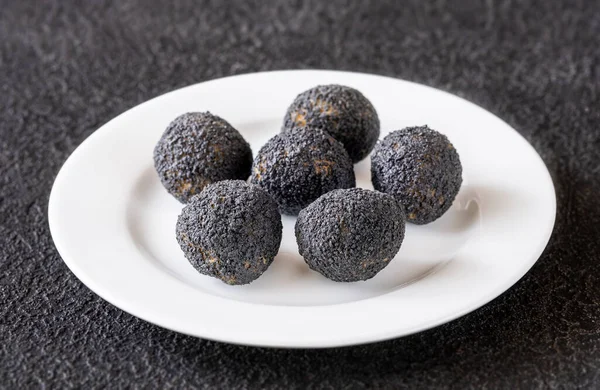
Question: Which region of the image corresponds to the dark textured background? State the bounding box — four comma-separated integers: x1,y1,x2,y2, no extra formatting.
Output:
1,0,599,388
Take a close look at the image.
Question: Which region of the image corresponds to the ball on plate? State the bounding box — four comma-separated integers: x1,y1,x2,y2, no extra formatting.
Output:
154,112,253,203
176,180,282,285
282,84,380,163
250,127,355,215
371,125,462,225
295,188,405,282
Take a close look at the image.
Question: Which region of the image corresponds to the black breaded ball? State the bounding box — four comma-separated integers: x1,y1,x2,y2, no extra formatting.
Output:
176,180,282,285
282,84,380,163
295,188,405,282
154,112,253,203
371,126,462,225
250,127,355,215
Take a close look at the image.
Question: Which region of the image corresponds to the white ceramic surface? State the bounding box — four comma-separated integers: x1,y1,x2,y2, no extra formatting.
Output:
49,70,556,348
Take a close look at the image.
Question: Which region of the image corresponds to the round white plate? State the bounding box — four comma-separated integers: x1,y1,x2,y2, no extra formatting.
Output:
49,70,556,348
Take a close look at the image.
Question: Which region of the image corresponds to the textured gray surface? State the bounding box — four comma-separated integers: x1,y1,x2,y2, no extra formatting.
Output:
282,84,380,162
1,0,599,388
154,112,253,204
251,128,354,215
177,180,282,286
371,126,463,225
296,188,405,282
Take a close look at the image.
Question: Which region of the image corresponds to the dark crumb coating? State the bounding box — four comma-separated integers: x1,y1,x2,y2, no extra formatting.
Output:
250,127,355,215
176,180,282,285
295,188,405,282
371,126,462,225
282,84,380,163
153,112,253,203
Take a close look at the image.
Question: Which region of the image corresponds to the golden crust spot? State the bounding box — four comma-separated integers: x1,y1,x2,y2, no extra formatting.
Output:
192,245,219,264
180,234,205,253
176,177,209,196
439,195,445,205
361,259,376,269
292,111,307,127
180,233,191,245
407,213,417,220
244,261,251,269
313,98,337,116
221,275,237,285
211,144,224,162
253,160,267,180
406,186,426,202
339,217,349,235
313,159,334,176
177,179,193,193
253,166,262,179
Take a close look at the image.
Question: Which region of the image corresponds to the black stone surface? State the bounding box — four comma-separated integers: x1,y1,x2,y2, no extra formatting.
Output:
1,1,599,388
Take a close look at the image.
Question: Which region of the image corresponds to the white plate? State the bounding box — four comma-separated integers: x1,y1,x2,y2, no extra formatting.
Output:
49,70,556,348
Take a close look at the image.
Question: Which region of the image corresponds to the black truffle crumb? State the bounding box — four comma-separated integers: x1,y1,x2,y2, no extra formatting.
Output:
295,188,405,282
282,84,380,163
250,127,355,215
154,112,253,203
176,180,282,285
371,126,462,225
